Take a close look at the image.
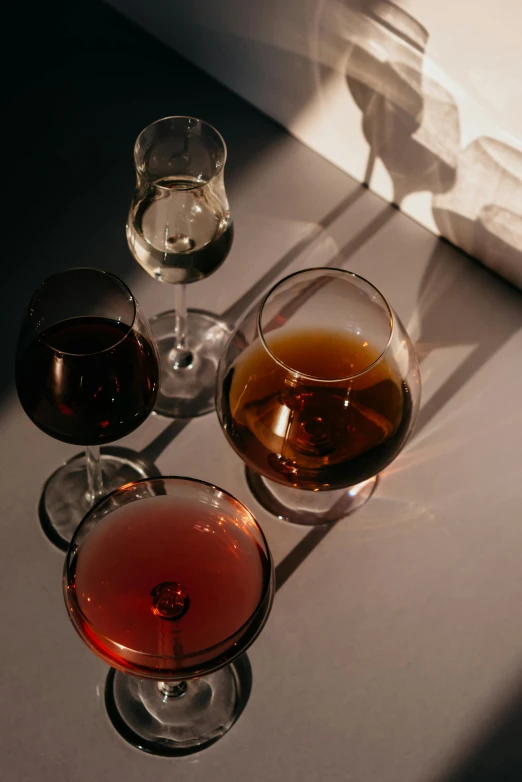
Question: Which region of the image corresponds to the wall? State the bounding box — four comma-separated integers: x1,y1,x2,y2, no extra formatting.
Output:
106,0,522,287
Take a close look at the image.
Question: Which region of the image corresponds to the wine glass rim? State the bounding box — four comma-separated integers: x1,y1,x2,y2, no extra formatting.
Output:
64,475,274,665
257,267,395,382
27,267,137,356
134,115,227,189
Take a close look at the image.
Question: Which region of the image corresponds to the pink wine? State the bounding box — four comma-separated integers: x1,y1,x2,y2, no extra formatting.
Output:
66,494,271,677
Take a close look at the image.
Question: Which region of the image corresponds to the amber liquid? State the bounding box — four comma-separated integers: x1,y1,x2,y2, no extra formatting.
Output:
221,328,413,489
66,495,271,677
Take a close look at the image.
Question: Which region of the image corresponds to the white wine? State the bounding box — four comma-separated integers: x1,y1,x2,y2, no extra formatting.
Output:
127,175,233,284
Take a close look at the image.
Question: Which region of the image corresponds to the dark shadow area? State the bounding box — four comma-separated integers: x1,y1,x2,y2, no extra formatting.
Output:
435,683,522,782
2,0,291,406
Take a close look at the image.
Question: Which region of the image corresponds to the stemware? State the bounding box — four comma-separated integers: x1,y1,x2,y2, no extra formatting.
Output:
63,476,274,755
216,267,420,525
15,268,159,547
127,116,233,418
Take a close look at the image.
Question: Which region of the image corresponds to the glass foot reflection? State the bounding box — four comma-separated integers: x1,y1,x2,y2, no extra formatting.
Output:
150,309,232,419
105,654,252,756
245,466,378,525
39,447,160,550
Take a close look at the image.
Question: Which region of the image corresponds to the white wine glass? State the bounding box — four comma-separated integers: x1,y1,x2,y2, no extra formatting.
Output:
127,116,233,418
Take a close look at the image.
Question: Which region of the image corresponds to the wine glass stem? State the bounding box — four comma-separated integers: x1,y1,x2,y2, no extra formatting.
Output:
169,283,193,369
158,681,188,699
85,445,104,504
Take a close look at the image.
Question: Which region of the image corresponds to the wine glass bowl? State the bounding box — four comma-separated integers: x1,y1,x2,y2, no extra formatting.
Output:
216,268,420,524
15,268,160,546
127,116,232,285
127,116,234,418
64,476,274,754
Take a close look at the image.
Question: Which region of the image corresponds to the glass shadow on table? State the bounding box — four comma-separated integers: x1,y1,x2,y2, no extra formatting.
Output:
126,199,522,594
317,0,522,288
243,217,522,591
63,476,272,755
104,652,253,757
38,445,161,552
14,0,520,593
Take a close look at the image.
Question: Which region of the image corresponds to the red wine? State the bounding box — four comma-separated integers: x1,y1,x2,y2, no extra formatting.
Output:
16,317,159,446
66,495,271,677
221,328,413,489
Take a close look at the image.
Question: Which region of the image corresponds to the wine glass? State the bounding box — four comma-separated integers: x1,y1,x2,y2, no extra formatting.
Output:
63,476,274,755
127,116,234,419
216,267,421,525
15,268,160,547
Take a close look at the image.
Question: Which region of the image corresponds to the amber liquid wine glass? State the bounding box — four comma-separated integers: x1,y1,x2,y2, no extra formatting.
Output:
15,268,159,547
64,476,274,755
127,116,234,418
216,268,421,525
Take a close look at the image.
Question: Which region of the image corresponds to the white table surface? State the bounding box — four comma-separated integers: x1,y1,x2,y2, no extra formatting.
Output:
3,3,522,781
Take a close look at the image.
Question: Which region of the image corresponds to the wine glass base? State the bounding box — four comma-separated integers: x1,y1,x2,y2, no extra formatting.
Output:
245,467,378,525
39,447,160,551
150,309,232,419
105,655,252,756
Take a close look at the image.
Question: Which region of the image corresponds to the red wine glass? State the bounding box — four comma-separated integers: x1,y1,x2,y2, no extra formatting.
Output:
64,476,274,755
15,268,160,547
127,116,234,419
216,267,421,525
